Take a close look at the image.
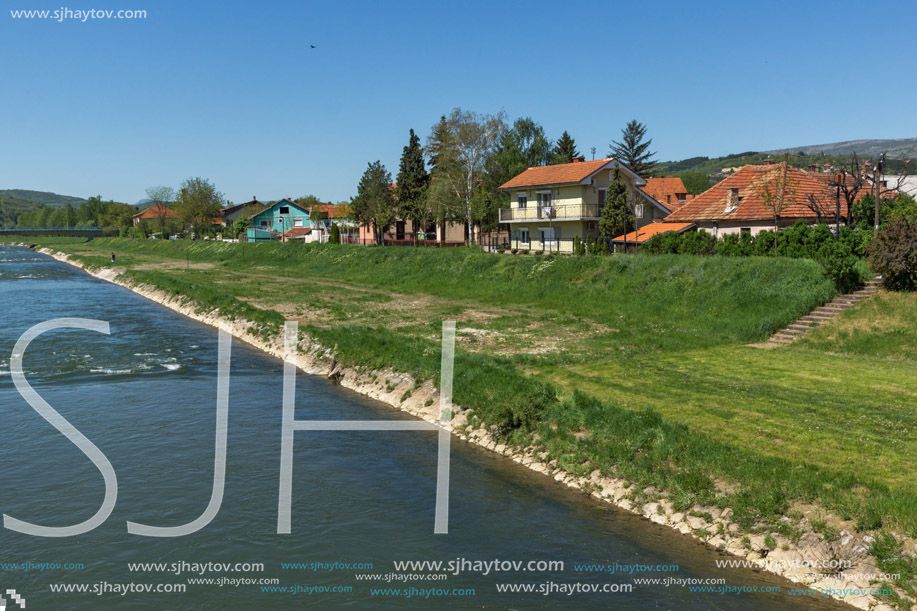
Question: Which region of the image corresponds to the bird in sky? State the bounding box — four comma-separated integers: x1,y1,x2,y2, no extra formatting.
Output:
310,45,316,48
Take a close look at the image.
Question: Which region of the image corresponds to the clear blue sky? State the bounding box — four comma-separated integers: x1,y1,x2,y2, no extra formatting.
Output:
2,0,914,205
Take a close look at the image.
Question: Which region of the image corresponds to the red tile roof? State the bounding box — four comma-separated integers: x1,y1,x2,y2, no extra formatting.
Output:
308,203,351,219
133,203,177,219
499,158,617,189
641,177,688,207
280,227,313,238
664,163,848,223
222,198,263,217
611,222,696,243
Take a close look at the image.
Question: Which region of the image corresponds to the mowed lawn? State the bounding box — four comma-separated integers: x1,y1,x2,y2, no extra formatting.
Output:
14,237,917,532
537,344,917,491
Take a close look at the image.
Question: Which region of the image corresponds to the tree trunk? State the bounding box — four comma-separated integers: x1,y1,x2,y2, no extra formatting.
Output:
774,217,778,257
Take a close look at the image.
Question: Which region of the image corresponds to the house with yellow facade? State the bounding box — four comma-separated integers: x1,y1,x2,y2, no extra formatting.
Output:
498,157,674,252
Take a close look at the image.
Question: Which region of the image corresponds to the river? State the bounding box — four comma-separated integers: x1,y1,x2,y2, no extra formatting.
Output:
0,244,847,609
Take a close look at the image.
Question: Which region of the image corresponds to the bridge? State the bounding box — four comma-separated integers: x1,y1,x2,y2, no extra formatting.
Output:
0,226,104,237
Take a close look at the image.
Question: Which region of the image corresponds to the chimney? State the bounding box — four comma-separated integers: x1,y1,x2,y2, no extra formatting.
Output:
572,156,585,163
725,187,740,211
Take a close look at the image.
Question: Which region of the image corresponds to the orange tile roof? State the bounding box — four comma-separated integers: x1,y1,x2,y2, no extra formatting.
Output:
280,227,313,238
641,177,688,206
499,158,616,189
133,203,177,219
664,163,849,223
308,203,351,219
611,222,695,243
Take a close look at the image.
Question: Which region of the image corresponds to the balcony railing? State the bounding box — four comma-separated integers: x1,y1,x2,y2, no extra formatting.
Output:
499,203,600,222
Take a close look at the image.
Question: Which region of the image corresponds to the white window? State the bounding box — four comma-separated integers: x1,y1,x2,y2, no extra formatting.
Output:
539,227,556,246
536,191,552,219
520,228,530,244
634,203,645,218
293,218,304,228
279,206,290,215
260,220,270,227
517,192,528,209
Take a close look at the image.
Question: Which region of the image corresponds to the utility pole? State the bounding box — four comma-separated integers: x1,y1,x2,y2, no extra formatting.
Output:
830,173,842,241
874,153,885,230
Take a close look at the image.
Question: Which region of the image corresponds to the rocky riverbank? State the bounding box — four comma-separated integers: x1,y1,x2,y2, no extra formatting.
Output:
37,246,910,611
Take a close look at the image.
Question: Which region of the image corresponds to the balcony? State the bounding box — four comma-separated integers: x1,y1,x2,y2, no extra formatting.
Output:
499,203,600,222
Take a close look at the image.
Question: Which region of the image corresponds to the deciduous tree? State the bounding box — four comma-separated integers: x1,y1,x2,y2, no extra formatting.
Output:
351,160,396,245
759,162,797,257
145,185,176,235
425,108,506,244
175,177,223,238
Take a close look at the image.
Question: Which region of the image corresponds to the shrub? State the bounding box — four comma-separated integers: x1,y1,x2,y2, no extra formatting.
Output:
868,216,917,290
329,224,341,244
573,235,585,256
678,230,716,255
643,231,681,254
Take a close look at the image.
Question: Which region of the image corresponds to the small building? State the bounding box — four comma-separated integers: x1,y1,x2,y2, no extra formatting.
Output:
246,199,311,242
611,221,696,252
307,203,359,243
132,203,177,227
663,163,846,236
498,157,673,253
356,185,467,246
883,175,917,198
221,197,265,225
641,177,694,212
278,226,313,241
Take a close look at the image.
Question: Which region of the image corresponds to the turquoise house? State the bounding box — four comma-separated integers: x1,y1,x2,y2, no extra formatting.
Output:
246,199,311,242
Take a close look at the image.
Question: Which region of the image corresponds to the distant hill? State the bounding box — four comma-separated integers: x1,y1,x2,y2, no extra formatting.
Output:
0,190,88,226
0,189,86,207
764,138,917,159
657,145,916,195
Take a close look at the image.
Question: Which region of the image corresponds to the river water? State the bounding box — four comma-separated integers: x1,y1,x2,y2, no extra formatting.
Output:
0,244,847,610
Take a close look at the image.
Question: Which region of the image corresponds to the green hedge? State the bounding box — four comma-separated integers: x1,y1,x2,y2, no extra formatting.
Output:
644,220,871,292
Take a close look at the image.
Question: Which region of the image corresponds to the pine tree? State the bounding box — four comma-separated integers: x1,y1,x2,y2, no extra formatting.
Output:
551,131,580,164
329,223,340,244
351,161,396,245
395,129,430,235
427,115,451,173
610,120,657,178
598,171,632,240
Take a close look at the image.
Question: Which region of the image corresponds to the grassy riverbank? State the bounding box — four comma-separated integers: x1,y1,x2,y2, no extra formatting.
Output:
8,236,917,600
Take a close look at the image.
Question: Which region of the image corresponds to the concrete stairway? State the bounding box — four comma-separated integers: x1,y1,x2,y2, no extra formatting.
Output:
766,277,882,346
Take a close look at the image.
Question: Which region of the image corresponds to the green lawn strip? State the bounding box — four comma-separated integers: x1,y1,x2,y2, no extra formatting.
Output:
799,291,917,362
537,346,917,491
307,318,917,537
37,238,838,351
